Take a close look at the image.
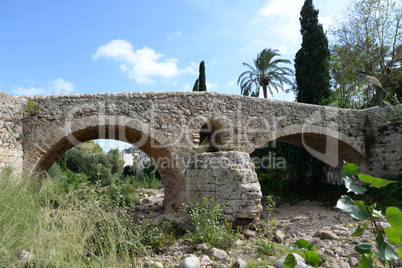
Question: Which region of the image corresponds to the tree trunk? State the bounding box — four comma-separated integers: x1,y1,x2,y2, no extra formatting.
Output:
263,85,268,99
375,85,384,107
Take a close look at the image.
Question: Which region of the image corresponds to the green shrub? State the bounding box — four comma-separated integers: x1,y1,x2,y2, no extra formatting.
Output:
182,197,240,250
136,220,179,253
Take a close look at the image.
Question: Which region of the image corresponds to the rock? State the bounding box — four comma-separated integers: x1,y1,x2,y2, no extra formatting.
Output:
308,237,322,246
274,229,285,244
348,257,359,267
324,249,335,257
200,255,212,266
339,261,351,268
179,256,200,268
243,229,256,239
234,239,243,247
145,260,164,268
313,230,338,240
233,258,248,268
141,198,152,204
208,248,230,262
196,243,209,251
378,221,391,231
290,216,306,222
274,253,306,268
274,247,285,255
315,249,328,264
333,246,344,256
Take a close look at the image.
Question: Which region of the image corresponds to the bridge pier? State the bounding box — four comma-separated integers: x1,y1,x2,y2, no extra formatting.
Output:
183,151,262,221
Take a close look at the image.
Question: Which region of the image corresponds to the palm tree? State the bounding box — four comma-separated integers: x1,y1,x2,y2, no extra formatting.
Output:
237,48,294,98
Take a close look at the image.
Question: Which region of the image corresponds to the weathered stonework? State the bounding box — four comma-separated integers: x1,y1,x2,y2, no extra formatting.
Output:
363,105,402,178
184,152,262,221
0,91,401,220
0,92,24,174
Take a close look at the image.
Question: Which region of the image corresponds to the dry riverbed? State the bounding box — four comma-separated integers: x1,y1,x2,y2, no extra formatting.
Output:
134,189,400,268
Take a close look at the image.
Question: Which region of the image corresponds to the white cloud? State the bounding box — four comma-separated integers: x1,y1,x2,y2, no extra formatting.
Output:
13,86,46,95
49,78,74,94
206,81,218,89
93,39,193,84
167,30,182,41
228,79,237,86
183,83,191,91
13,78,75,95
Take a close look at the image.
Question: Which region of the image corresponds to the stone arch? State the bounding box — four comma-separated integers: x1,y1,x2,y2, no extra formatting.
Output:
22,114,186,210
190,116,232,152
249,124,365,167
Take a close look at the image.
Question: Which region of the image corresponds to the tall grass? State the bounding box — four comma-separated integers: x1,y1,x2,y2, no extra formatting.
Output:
0,166,147,267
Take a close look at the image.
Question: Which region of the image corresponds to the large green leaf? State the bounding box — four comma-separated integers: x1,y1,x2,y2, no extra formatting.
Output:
294,239,314,251
305,250,320,267
283,253,297,268
342,162,358,177
354,243,373,254
384,226,402,246
398,247,402,259
358,254,373,268
358,174,396,188
335,195,368,221
386,207,402,229
343,176,367,195
385,207,402,246
376,230,399,261
351,223,367,237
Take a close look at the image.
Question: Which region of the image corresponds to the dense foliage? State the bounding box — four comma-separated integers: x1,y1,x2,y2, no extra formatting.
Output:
329,0,402,108
294,0,331,104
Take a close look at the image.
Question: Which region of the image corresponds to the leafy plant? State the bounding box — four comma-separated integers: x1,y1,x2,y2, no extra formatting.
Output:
290,239,320,267
335,162,401,267
136,220,178,253
181,197,240,250
24,99,42,116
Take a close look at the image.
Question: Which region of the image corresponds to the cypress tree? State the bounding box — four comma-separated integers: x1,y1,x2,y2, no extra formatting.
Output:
192,79,199,91
295,0,330,104
199,61,207,91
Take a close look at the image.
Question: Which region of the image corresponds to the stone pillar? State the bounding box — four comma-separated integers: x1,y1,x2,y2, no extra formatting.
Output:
184,151,262,221
0,92,24,175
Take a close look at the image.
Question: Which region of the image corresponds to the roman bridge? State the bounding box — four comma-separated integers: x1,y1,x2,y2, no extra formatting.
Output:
1,91,401,221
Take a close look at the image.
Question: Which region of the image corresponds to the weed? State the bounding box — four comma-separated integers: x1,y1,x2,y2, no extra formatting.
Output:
24,99,42,116
181,197,240,250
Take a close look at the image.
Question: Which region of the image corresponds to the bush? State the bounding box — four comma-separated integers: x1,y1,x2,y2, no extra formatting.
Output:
136,220,179,253
182,197,240,250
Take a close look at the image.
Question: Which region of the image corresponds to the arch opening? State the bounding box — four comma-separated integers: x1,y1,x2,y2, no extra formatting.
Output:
25,120,187,212
198,120,230,152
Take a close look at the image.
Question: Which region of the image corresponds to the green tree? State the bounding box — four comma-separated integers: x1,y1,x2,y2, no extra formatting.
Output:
106,149,124,174
330,0,402,107
199,61,207,92
192,78,199,92
238,48,293,98
65,149,85,173
294,0,331,104
75,140,103,154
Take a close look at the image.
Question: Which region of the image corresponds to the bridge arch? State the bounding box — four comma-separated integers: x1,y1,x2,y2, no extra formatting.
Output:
23,114,186,209
249,124,365,167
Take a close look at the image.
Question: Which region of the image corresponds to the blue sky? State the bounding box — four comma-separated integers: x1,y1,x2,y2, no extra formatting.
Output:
0,0,352,151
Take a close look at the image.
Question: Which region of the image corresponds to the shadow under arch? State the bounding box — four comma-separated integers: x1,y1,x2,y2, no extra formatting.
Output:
249,124,366,167
23,115,186,210
191,116,232,152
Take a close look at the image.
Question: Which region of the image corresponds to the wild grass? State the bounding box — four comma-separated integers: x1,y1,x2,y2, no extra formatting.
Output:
0,166,147,267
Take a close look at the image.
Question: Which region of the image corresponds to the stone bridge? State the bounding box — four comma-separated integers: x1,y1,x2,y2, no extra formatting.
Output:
1,91,401,221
